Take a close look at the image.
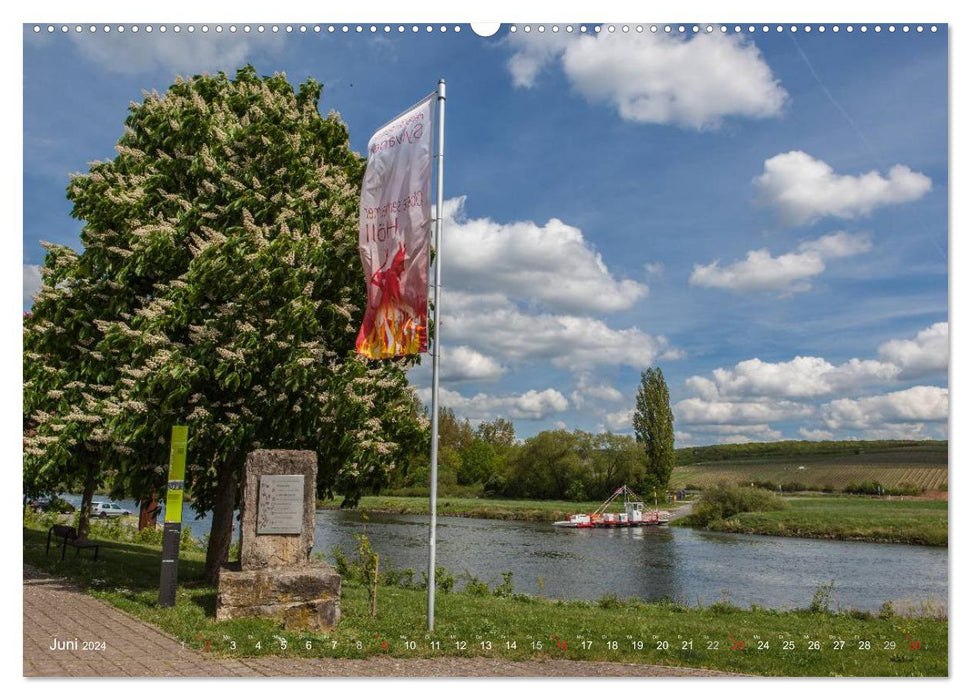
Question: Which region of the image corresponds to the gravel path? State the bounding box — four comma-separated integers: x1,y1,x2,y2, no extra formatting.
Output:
23,564,735,677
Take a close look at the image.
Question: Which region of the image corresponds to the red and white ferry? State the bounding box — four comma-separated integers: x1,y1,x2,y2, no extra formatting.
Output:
553,485,670,529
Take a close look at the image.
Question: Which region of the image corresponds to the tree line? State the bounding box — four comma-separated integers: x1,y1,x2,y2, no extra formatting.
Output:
388,368,677,502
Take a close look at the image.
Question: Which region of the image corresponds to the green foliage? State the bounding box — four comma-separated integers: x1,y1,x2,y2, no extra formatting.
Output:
597,593,623,609
807,581,836,614
421,565,455,593
457,439,501,486
633,367,675,491
688,484,787,527
493,571,515,598
462,574,491,596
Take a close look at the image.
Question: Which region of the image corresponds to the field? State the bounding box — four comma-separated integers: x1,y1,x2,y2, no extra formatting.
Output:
22,524,948,676
678,496,948,547
671,445,948,492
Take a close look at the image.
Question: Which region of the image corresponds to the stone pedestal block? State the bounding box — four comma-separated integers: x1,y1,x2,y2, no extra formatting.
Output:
216,564,341,631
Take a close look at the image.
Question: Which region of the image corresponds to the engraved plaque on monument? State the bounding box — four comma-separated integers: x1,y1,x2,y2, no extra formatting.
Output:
257,474,305,535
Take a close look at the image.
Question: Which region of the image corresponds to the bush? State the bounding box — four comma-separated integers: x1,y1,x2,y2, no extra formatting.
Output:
421,566,455,593
493,571,515,598
689,484,787,527
384,568,417,588
807,581,836,614
597,593,623,609
463,576,490,596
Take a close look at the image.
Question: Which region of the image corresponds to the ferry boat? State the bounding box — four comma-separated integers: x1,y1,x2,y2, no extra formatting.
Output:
553,485,670,528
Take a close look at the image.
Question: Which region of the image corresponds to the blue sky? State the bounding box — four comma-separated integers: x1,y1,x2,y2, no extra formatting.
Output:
22,23,949,445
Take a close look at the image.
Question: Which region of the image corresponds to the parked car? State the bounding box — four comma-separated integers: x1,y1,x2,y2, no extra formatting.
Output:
28,496,76,514
91,501,131,518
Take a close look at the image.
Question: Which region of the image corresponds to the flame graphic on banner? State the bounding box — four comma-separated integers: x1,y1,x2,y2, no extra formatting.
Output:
356,244,427,358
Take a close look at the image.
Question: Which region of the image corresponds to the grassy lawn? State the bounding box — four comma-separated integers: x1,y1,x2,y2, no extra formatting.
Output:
23,524,946,676
677,496,948,547
316,495,675,523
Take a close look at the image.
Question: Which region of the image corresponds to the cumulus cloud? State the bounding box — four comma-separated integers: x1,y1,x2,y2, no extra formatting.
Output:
878,322,948,377
507,31,787,129
686,354,899,400
419,386,570,422
446,291,677,371
442,197,647,313
675,397,813,424
754,151,932,226
689,231,872,293
571,372,625,409
602,408,634,432
23,264,43,306
440,346,507,383
820,385,948,431
799,428,835,440
70,31,286,76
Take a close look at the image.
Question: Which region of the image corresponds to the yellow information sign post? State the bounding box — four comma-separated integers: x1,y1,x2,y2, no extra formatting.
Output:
158,425,188,608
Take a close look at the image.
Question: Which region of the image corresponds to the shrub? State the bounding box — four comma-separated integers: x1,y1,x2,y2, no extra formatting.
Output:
493,571,515,598
689,484,787,527
807,581,836,614
597,593,622,609
463,576,490,596
421,566,455,593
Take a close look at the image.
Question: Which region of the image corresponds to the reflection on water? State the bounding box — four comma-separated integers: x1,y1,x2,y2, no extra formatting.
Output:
55,495,947,611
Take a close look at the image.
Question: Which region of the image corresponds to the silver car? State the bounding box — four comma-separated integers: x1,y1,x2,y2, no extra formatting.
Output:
92,501,131,518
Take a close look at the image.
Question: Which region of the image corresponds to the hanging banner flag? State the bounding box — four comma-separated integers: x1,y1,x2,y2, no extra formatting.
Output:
356,94,435,359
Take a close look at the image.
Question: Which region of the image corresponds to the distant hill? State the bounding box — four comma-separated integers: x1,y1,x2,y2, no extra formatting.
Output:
676,439,947,465
671,440,948,492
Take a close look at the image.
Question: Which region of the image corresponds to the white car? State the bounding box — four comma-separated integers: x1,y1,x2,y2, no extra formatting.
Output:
92,501,131,518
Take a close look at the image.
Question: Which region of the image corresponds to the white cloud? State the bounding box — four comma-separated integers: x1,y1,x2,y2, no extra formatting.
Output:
70,32,286,76
754,151,932,226
420,386,570,422
442,197,647,313
878,322,948,377
688,355,900,400
675,397,813,424
799,428,835,440
644,262,665,277
603,409,634,432
689,231,872,293
23,264,43,306
689,423,784,440
821,385,949,431
440,346,507,383
508,31,787,129
446,291,677,371
571,372,625,408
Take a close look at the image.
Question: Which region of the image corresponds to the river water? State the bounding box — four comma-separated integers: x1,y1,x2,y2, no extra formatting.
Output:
58,496,947,612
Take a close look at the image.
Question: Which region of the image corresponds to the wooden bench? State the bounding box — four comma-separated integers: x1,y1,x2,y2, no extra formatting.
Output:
46,525,101,561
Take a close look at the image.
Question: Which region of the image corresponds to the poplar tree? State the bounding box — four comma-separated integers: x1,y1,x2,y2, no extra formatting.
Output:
632,367,676,492
23,66,428,580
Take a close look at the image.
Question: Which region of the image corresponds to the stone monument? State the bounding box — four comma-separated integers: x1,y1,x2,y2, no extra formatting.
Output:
215,450,341,630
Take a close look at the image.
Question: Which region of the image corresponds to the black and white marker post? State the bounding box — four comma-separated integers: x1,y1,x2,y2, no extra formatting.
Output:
158,425,188,608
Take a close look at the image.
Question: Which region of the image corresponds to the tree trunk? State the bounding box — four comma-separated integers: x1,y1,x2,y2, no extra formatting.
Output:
204,461,237,584
138,492,159,531
77,463,98,539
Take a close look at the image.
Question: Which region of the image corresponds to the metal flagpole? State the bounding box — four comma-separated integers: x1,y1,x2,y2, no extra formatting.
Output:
427,77,446,631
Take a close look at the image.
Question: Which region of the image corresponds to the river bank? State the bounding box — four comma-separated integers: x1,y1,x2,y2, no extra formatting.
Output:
674,496,947,547
319,494,946,546
21,524,947,676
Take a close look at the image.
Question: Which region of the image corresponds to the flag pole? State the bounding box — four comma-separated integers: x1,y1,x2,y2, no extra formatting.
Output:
427,77,446,631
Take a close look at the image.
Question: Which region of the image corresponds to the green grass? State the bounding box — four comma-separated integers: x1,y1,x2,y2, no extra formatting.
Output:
316,495,670,523
677,496,948,547
23,525,947,676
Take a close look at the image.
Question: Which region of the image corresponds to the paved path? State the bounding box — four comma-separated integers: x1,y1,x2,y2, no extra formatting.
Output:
23,565,732,677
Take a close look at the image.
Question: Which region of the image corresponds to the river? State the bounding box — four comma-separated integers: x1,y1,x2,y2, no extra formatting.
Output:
56,496,947,612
